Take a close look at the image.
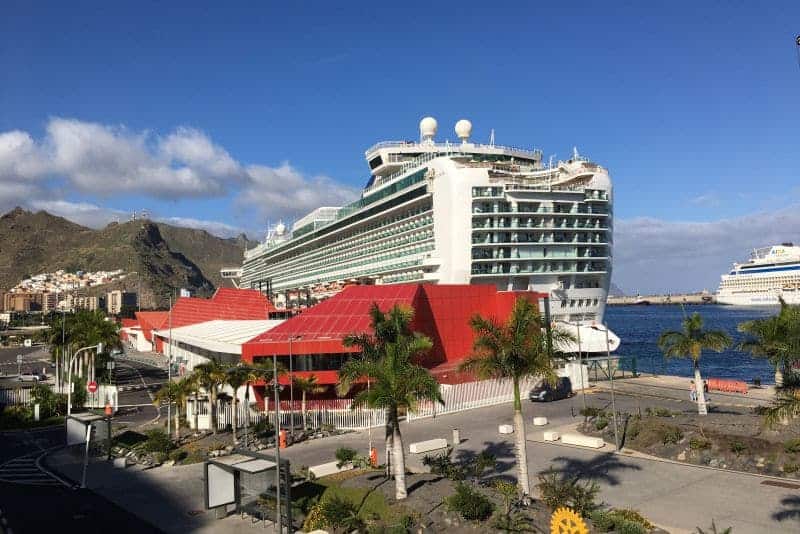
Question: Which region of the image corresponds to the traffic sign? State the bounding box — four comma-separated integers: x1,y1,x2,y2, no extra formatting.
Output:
16,355,23,363
87,381,98,393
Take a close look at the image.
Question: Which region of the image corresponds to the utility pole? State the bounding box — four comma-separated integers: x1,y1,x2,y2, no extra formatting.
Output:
577,322,586,412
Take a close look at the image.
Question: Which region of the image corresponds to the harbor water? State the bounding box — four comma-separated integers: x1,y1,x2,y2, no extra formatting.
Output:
606,304,777,384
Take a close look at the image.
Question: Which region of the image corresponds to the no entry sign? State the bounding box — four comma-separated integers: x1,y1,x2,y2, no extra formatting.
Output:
87,381,98,393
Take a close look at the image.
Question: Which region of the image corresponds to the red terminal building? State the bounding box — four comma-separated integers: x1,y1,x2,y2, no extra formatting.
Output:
241,284,544,401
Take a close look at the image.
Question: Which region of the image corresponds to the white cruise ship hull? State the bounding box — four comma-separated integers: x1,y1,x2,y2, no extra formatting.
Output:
717,290,800,306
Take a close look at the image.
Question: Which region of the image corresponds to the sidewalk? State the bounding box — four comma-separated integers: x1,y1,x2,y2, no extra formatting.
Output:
45,448,275,534
593,374,774,408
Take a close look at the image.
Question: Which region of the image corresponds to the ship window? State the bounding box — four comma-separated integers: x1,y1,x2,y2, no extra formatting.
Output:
368,155,383,170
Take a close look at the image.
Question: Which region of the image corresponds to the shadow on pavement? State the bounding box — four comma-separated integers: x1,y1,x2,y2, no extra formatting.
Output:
454,439,517,477
547,452,641,486
773,495,800,522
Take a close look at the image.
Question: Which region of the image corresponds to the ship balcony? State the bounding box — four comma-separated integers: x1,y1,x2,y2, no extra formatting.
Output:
471,209,608,216
471,256,609,262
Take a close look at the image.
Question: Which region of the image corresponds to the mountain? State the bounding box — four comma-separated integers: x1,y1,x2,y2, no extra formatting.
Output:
0,207,254,308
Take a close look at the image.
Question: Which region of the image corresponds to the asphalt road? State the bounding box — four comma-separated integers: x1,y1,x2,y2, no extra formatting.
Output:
0,346,53,385
112,356,168,428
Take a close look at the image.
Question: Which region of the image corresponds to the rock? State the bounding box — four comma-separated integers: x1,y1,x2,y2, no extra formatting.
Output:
164,460,175,467
224,445,234,452
709,458,720,468
677,451,686,461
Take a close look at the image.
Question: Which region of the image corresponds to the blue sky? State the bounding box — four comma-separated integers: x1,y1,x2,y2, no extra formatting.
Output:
1,1,799,293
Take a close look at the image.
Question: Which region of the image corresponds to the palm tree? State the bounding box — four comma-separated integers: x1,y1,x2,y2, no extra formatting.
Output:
738,299,800,387
658,312,731,415
153,377,193,440
292,374,326,430
193,360,226,434
342,303,413,478
337,304,443,500
224,362,277,444
458,296,574,497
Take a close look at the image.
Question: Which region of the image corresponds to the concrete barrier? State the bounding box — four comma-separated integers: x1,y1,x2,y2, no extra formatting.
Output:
113,457,128,469
498,424,514,434
543,431,560,442
409,438,448,454
309,461,352,478
533,417,548,426
561,433,604,448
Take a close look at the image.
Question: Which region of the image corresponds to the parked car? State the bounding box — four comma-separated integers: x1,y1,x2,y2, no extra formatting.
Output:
111,348,123,356
18,373,46,382
529,377,572,402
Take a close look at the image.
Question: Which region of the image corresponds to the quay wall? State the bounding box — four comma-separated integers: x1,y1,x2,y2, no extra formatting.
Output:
607,293,716,306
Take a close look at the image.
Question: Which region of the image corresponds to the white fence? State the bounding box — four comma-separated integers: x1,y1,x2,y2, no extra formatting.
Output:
0,387,33,406
406,377,542,421
186,398,386,432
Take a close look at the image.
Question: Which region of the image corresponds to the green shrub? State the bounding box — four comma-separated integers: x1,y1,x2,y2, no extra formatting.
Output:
168,449,188,463
617,519,648,534
608,509,653,530
595,417,609,431
590,510,615,532
580,406,605,418
252,419,274,438
472,449,497,478
783,462,800,474
661,425,683,445
422,449,464,481
689,437,711,450
536,470,600,517
445,482,494,521
140,429,174,454
784,438,800,454
0,405,32,429
31,383,67,418
729,440,747,456
317,495,363,534
335,447,357,468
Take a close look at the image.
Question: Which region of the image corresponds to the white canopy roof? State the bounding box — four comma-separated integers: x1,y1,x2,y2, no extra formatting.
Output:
153,319,283,355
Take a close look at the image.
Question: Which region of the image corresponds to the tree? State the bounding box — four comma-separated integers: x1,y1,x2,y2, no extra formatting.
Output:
153,377,194,439
458,296,574,497
738,299,800,387
47,310,120,388
337,304,443,500
192,360,226,434
658,312,731,415
342,303,414,479
292,374,325,430
225,362,277,444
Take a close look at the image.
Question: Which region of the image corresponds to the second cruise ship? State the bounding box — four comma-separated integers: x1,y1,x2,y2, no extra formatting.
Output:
717,243,800,306
236,117,619,351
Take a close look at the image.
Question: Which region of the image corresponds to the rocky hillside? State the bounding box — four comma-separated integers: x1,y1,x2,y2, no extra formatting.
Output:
0,207,253,308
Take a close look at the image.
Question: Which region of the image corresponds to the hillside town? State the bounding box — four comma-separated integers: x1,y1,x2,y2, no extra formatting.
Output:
1,269,136,314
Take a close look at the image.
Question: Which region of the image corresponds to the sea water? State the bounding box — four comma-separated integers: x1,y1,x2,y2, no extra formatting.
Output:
605,304,777,384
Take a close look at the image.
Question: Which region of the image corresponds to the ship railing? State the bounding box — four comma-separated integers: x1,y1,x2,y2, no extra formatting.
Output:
365,140,542,158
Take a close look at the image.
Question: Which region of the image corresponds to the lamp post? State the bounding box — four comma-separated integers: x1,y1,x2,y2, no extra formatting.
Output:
167,293,173,437
272,353,282,534
605,324,620,451
288,335,302,434
67,342,104,416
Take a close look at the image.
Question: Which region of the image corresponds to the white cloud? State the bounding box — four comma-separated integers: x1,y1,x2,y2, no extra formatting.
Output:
157,216,246,238
238,162,359,220
614,205,800,294
28,199,128,228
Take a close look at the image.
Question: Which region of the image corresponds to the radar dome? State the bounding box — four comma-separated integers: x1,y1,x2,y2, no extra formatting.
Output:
419,116,438,143
275,221,286,235
454,119,472,142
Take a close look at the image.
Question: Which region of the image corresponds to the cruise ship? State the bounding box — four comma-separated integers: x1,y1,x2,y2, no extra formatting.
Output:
234,117,619,352
717,243,800,306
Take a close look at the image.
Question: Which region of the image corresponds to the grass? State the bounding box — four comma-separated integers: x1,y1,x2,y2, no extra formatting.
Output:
292,469,395,525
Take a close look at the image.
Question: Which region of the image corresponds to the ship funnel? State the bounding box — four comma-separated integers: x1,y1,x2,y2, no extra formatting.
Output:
455,119,472,144
419,116,437,145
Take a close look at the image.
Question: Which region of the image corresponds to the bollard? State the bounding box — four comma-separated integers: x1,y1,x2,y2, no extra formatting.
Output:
34,403,40,421
279,429,287,449
452,428,460,446
369,447,378,467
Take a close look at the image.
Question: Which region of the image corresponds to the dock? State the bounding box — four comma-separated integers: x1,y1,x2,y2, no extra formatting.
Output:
607,293,715,306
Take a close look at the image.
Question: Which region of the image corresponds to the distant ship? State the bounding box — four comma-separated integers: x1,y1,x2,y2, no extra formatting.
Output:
717,243,800,306
233,117,620,351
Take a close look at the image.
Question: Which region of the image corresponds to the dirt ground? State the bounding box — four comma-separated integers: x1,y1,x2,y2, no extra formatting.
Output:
582,405,800,477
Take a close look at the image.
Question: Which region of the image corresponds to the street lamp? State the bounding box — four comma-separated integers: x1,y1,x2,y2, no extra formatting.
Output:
288,335,302,434
272,353,283,534
67,342,103,416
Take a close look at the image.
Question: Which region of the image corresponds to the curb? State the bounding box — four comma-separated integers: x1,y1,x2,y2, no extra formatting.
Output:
36,448,78,489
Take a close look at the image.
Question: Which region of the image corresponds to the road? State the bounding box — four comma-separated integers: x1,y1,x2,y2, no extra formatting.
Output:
0,346,53,385
0,426,162,533
113,355,169,428
276,391,798,533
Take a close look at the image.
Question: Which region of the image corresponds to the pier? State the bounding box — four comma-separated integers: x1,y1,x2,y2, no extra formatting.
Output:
607,293,716,305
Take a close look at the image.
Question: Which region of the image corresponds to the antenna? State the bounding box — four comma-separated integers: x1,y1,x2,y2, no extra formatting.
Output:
488,129,495,147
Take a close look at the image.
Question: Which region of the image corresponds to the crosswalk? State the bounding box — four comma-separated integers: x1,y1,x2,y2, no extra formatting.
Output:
117,382,165,392
0,453,64,486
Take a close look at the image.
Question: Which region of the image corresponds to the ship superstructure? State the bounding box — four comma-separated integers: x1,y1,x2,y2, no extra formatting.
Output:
237,117,619,351
717,243,800,306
